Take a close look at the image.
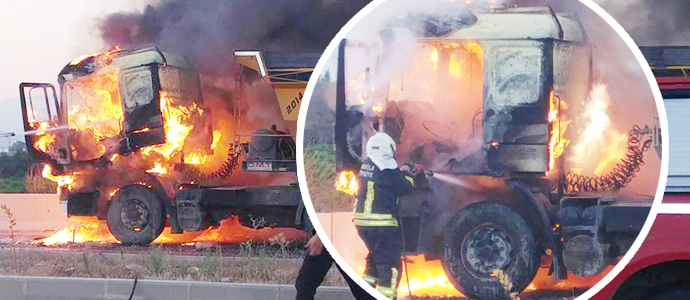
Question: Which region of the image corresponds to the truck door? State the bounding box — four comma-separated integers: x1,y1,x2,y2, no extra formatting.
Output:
334,39,385,172
19,82,71,164
120,65,166,151
482,41,551,174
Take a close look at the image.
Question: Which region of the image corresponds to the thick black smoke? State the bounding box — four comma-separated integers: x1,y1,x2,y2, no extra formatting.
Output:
97,0,371,188
100,0,371,72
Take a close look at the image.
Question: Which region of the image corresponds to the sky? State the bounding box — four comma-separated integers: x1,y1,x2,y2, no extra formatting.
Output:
0,0,150,142
0,1,152,101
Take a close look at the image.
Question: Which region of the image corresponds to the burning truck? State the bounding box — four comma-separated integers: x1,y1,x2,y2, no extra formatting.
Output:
333,6,662,300
20,46,316,245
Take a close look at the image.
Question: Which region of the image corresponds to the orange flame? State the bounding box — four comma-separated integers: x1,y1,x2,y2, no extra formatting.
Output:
34,133,56,153
69,45,121,66
29,121,59,155
447,42,482,79
463,42,483,61
41,164,74,189
348,73,368,105
145,162,168,175
36,219,117,246
183,130,222,165
64,63,123,160
429,46,439,65
388,44,439,104
398,256,464,298
394,255,610,298
372,104,384,114
336,170,358,196
141,91,204,160
34,217,306,246
548,90,571,174
449,53,464,79
567,84,628,176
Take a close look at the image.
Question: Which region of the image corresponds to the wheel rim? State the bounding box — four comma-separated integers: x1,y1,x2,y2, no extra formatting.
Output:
120,198,150,232
460,224,514,278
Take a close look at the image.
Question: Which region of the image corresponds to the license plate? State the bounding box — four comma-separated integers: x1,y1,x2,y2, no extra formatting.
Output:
246,162,273,171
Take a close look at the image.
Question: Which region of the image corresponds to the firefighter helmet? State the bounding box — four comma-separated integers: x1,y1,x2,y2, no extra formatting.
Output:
366,132,396,157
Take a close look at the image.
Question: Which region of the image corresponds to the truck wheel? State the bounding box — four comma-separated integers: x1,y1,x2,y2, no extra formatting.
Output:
441,202,539,300
107,185,166,245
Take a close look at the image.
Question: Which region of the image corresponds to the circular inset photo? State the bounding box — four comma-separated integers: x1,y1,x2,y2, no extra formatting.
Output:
297,0,668,299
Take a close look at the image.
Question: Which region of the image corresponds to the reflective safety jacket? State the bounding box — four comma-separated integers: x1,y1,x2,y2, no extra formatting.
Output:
354,159,414,227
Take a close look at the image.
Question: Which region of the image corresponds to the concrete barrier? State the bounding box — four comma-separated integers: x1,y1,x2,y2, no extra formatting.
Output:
0,193,368,271
0,194,364,299
316,212,367,274
0,275,354,300
0,194,75,238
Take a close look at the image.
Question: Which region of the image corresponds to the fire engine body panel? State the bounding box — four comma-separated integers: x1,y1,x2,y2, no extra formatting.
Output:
595,46,690,300
20,47,316,245
334,7,656,299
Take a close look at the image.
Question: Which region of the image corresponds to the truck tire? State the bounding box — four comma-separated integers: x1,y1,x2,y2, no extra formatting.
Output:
107,185,166,245
441,202,539,300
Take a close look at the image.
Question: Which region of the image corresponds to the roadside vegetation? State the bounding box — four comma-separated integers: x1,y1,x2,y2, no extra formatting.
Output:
0,141,54,193
302,72,357,212
0,178,25,193
304,144,356,212
0,243,346,286
0,142,29,193
0,204,345,286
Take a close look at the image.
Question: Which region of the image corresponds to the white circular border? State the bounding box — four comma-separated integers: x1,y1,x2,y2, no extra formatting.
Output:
295,1,670,299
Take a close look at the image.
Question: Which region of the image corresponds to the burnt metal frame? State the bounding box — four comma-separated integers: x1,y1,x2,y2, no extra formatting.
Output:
19,82,61,163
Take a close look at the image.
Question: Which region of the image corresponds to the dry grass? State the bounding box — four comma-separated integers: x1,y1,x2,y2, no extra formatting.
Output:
304,144,356,212
0,244,347,286
0,204,346,286
24,164,55,193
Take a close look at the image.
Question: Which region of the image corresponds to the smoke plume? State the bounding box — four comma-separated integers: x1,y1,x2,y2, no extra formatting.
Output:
100,0,372,69
595,0,690,46
95,0,372,189
99,0,372,131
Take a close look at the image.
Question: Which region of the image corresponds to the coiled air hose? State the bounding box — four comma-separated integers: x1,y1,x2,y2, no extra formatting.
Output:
184,145,241,180
564,125,652,193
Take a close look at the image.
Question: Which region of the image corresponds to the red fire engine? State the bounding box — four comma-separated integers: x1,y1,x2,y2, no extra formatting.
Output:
595,46,690,300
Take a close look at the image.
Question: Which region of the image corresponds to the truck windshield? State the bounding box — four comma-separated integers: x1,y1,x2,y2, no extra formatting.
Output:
63,66,123,160
388,42,484,106
345,42,484,107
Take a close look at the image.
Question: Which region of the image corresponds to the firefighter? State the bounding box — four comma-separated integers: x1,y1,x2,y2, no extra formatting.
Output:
295,234,376,300
355,132,419,300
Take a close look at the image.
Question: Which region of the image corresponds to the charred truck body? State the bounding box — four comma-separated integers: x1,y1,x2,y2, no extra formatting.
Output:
334,7,661,299
21,47,317,245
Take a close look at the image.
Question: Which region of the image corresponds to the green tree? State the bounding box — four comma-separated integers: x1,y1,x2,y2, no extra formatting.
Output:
304,70,336,146
0,141,28,179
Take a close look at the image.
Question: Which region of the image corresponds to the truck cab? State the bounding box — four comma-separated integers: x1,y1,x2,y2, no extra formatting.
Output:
20,47,318,245
21,47,211,168
333,6,658,299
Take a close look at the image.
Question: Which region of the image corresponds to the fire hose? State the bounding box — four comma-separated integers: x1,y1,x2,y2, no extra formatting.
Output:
399,215,413,300
563,125,653,193
401,163,429,299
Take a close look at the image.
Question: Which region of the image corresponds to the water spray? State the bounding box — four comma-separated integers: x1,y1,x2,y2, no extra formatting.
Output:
404,162,476,190
19,125,71,136
0,132,15,138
